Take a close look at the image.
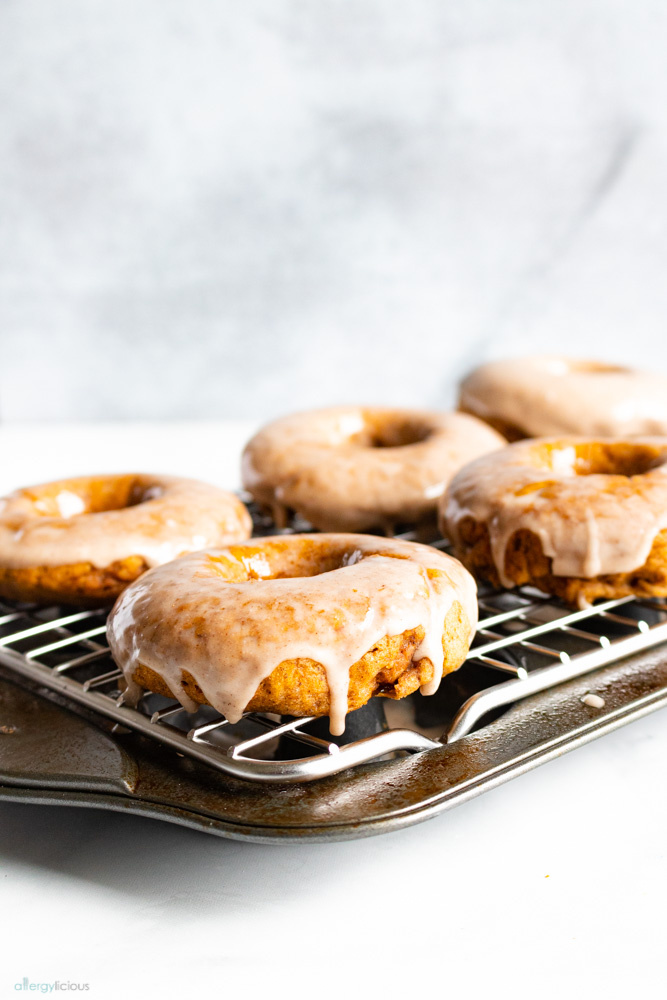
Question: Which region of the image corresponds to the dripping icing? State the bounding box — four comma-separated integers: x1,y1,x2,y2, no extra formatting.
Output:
107,534,478,735
443,437,667,583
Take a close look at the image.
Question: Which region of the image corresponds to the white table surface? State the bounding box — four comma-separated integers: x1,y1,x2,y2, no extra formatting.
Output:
1,423,665,1000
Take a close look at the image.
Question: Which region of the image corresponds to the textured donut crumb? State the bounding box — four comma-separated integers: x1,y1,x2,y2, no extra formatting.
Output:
0,556,149,607
130,601,471,718
452,517,667,605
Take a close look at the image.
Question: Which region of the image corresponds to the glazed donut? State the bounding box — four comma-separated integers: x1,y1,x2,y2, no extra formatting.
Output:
0,474,252,606
242,406,505,532
459,356,667,440
107,534,478,734
441,437,667,606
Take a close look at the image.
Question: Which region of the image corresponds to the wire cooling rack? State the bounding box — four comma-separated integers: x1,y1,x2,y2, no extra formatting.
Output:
1,507,667,783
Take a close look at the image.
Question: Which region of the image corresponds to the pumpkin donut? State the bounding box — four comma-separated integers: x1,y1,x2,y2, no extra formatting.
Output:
459,356,667,440
107,533,478,734
0,474,252,606
242,406,504,531
441,437,667,606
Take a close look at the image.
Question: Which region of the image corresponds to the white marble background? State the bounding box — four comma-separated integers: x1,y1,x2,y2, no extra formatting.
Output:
1,0,666,423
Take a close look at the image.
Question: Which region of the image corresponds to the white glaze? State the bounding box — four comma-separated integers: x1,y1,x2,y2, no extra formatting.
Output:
107,534,478,735
459,357,667,437
441,437,667,587
242,406,505,531
0,474,252,570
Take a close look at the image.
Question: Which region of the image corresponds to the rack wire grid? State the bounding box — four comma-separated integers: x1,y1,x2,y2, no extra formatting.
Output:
1,504,667,783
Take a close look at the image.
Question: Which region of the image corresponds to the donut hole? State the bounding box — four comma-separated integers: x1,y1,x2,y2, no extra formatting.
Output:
221,538,404,582
567,360,631,376
535,442,667,478
358,415,433,449
27,476,163,519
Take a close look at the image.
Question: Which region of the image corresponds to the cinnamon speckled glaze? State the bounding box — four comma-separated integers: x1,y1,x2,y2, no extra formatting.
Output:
0,474,252,605
459,357,667,440
242,406,505,531
107,534,478,735
441,437,667,606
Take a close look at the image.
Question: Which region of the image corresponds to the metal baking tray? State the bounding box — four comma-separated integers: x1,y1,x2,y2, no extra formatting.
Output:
1,504,667,841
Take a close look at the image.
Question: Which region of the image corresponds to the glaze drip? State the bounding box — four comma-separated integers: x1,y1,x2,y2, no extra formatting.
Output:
107,534,478,735
442,437,667,586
